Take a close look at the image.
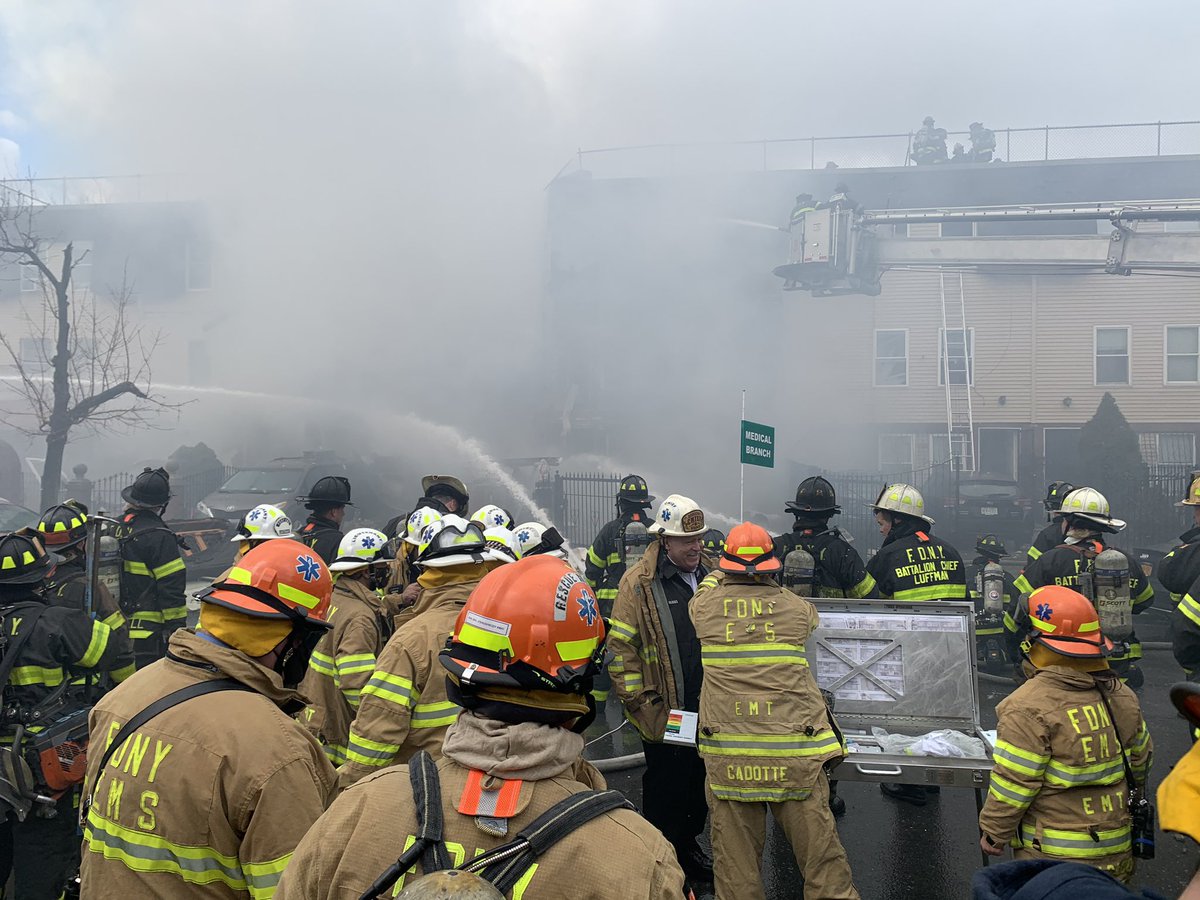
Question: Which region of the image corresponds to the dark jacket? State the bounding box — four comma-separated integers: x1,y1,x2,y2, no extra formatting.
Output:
1027,521,1063,564
585,508,652,613
865,519,967,601
299,514,343,565
971,859,1165,900
115,507,187,669
773,522,875,598
1174,571,1200,677
1157,524,1200,597
46,557,136,684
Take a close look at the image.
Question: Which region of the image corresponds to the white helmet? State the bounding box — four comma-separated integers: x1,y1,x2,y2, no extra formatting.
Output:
647,494,707,537
231,504,295,543
513,522,568,559
405,506,443,546
330,528,389,572
471,505,514,530
482,526,522,563
1054,487,1127,532
417,515,489,568
870,483,934,526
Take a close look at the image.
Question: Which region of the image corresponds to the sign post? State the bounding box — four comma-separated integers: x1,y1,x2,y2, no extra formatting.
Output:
738,394,775,520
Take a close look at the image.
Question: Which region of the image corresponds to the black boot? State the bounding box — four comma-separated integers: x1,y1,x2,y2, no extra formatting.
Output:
828,781,846,818
880,783,927,806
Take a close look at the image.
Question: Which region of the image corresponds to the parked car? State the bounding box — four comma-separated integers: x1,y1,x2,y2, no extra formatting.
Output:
926,476,1034,553
0,499,36,532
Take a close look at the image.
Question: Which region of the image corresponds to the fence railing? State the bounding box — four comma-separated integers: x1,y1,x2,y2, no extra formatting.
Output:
90,466,237,519
0,174,195,208
536,472,624,550
556,120,1200,180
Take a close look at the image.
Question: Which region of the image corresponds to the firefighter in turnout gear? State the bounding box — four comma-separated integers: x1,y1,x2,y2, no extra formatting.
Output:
608,494,714,889
81,539,338,899
701,529,726,560
690,523,860,900
586,474,654,615
114,467,188,671
276,555,686,900
775,476,875,599
297,475,353,564
0,529,131,899
384,506,442,611
1028,481,1075,564
338,516,498,788
301,528,399,766
39,501,135,684
978,586,1152,883
1013,488,1153,685
1162,473,1200,681
968,534,1019,673
865,483,966,603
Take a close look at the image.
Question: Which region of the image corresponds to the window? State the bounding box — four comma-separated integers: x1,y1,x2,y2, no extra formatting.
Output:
928,433,951,466
18,242,90,293
1166,325,1200,384
874,329,907,386
1094,326,1130,385
941,220,973,237
939,328,975,386
1139,432,1196,466
18,337,50,374
879,434,915,472
186,240,213,291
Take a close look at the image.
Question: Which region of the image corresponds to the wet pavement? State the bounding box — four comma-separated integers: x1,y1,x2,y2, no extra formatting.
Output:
598,607,1197,898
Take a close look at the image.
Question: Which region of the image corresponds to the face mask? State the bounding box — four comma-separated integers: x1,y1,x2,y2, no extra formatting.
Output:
277,628,323,688
368,564,388,593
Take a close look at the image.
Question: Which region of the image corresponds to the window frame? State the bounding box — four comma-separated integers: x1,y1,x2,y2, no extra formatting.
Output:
938,326,976,387
1164,324,1200,385
873,328,909,388
185,240,213,292
1139,431,1197,466
1093,325,1131,386
878,433,916,472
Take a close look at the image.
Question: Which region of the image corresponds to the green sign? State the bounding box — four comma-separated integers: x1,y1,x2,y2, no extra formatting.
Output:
740,420,775,468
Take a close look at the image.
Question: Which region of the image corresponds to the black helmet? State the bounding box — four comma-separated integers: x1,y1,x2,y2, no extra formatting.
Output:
701,529,726,556
420,475,470,511
786,476,840,515
975,534,1007,559
299,475,353,509
37,501,90,550
121,467,171,507
0,529,62,585
1043,481,1075,512
617,475,653,507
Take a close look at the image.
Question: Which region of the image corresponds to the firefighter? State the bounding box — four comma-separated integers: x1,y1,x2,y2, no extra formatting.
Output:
231,503,295,560
297,475,353,564
608,493,713,890
0,529,130,899
513,521,569,560
418,474,470,516
865,483,966,602
691,522,859,900
1157,470,1200,603
969,121,997,162
586,474,654,616
302,528,398,766
1173,570,1200,683
1013,488,1153,686
978,585,1152,883
338,516,497,788
967,534,1019,672
38,501,135,684
275,556,686,900
774,476,875,599
114,466,187,670
471,504,515,531
1028,481,1075,564
700,529,725,560
789,192,816,227
384,506,442,611
912,116,948,164
80,539,338,898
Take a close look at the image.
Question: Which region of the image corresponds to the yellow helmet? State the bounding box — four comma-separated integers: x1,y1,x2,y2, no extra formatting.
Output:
1178,471,1200,508
869,483,934,526
1054,487,1126,532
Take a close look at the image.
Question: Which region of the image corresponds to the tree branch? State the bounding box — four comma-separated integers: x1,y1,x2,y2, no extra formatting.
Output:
67,381,149,426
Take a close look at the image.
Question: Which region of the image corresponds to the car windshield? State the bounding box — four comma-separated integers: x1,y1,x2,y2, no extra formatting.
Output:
0,503,35,531
218,468,303,494
959,481,1018,499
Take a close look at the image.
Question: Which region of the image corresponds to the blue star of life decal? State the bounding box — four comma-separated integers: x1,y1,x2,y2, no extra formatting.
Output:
296,554,322,583
661,508,672,521
249,508,264,521
577,589,599,626
361,535,377,549
517,528,532,543
1034,602,1054,622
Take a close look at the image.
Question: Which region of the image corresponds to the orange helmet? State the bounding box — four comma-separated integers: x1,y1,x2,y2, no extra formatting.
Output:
201,540,334,631
440,556,606,727
719,522,782,575
1026,585,1111,658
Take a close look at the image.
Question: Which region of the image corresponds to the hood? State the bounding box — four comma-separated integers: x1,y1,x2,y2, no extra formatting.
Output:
1029,664,1117,691
441,711,584,782
167,629,307,711
1180,524,1200,545
881,516,926,547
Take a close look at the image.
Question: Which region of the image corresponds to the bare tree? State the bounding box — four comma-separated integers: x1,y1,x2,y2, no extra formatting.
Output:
0,192,183,509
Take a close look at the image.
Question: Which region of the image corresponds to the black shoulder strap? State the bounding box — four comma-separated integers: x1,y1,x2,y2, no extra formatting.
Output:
0,604,49,693
85,678,252,808
1093,681,1140,790
462,789,635,894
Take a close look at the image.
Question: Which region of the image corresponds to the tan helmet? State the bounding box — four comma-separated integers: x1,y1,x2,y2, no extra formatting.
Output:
396,870,504,899
1178,471,1200,508
869,483,934,526
1054,487,1126,532
647,494,706,537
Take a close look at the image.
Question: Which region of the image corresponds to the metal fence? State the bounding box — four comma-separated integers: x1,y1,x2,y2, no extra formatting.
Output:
1121,463,1195,550
555,120,1200,180
536,472,624,550
0,174,195,208
91,466,237,518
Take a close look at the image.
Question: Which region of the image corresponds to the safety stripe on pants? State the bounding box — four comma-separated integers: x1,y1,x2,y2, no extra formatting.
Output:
1018,822,1131,858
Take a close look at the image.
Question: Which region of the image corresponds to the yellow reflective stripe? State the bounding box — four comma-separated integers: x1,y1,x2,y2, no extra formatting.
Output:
129,630,154,641
608,619,637,643
992,739,1049,778
1130,722,1151,755
308,651,337,678
85,808,248,890
344,732,400,767
1014,574,1034,594
322,743,347,766
1029,616,1056,634
709,783,812,802
698,730,842,757
9,665,64,687
161,605,187,623
605,552,622,566
639,645,659,664
1003,611,1018,633
1179,593,1200,628
1043,756,1124,787
976,626,1004,636
243,853,292,899
892,584,968,601
700,643,808,666
79,621,111,669
587,547,605,568
111,663,136,684
151,558,185,580
343,689,361,710
1027,546,1043,562
457,622,514,655
622,674,643,692
595,588,618,601
130,610,166,623
336,653,376,676
849,574,876,599
555,637,599,662
102,610,126,630
1018,822,1130,858
362,671,418,707
411,700,460,728
275,582,322,611
1132,582,1154,604
123,561,150,576
988,771,1038,807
